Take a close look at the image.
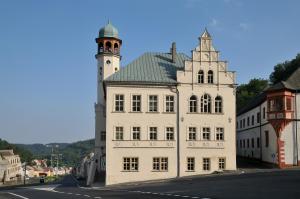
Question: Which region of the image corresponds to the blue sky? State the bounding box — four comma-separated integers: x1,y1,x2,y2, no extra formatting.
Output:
0,0,299,144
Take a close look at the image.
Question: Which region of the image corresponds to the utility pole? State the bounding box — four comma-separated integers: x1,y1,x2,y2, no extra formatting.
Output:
23,162,26,185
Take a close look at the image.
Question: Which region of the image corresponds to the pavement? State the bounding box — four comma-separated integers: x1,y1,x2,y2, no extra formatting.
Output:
1,168,300,199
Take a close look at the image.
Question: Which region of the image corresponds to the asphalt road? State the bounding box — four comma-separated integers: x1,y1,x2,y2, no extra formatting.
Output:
1,170,300,199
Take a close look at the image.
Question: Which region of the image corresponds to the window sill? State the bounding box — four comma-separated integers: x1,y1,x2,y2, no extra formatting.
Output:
186,112,224,115
185,170,195,172
121,170,139,172
128,111,143,113
146,111,160,114
151,170,168,172
162,112,176,114
112,111,126,113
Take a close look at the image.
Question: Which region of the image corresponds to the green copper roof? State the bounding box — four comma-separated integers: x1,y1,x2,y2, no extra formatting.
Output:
104,52,190,85
99,21,119,38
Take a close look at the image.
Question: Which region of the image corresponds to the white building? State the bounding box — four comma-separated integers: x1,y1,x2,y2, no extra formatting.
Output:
90,22,237,185
0,150,22,183
236,68,300,168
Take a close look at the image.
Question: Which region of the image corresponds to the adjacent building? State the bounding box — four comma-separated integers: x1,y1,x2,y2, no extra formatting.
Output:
91,22,237,185
236,68,300,168
0,150,22,183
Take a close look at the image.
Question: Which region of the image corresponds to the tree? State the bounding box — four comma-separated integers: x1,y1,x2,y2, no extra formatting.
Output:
0,138,33,163
270,53,300,84
236,78,269,112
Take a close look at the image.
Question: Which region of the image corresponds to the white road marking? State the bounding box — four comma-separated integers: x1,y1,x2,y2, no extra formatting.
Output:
76,193,82,195
84,194,91,197
182,196,190,198
94,197,102,199
7,192,29,199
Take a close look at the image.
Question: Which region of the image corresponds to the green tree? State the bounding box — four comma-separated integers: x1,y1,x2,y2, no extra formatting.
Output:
0,138,33,163
270,53,300,84
236,78,269,112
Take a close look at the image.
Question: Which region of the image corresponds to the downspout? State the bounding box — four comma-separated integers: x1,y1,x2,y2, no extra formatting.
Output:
295,90,298,165
169,85,180,178
176,87,180,177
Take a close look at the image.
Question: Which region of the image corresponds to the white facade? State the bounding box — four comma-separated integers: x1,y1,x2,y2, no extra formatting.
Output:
92,24,237,185
237,89,300,168
0,150,22,182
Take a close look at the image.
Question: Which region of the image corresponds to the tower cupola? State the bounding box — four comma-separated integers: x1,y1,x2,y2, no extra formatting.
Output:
96,21,122,56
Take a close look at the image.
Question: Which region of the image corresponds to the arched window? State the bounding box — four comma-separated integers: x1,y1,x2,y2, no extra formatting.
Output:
197,70,204,83
208,70,213,84
105,41,112,52
215,96,222,113
99,42,104,53
201,94,211,113
189,95,197,113
114,43,119,53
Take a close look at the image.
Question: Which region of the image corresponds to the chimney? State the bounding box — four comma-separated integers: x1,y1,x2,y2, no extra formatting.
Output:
171,42,176,63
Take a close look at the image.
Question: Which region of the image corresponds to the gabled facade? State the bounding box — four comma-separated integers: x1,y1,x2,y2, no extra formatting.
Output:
236,68,300,168
91,22,237,185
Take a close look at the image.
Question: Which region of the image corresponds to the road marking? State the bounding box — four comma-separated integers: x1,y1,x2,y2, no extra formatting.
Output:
7,192,29,199
94,197,102,199
181,196,190,198
84,194,91,197
76,193,82,196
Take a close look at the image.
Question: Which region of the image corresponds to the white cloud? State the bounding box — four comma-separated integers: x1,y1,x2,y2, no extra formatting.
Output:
210,18,218,27
239,22,249,31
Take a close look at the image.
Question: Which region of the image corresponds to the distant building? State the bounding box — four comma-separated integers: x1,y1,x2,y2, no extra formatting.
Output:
89,22,237,185
237,68,300,168
0,150,22,182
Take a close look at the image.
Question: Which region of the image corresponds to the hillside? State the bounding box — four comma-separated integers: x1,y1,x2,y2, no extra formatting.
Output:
0,138,33,163
15,139,95,167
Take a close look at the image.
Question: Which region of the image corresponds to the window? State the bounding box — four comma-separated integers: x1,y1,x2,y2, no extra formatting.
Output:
203,158,210,171
257,137,260,148
123,157,138,171
202,127,210,140
240,140,242,148
265,131,269,147
100,131,106,141
269,98,283,112
201,94,211,113
243,139,245,148
189,95,197,113
166,95,174,112
198,70,204,83
216,127,224,141
153,157,168,171
251,138,255,148
215,96,222,113
115,127,123,140
149,95,158,112
149,127,158,140
115,94,124,112
188,127,197,140
243,119,245,128
247,117,250,126
132,127,140,140
247,139,250,148
166,127,174,140
251,115,254,125
263,107,266,119
240,120,242,129
132,95,141,112
218,158,226,170
286,98,292,111
207,70,213,84
187,157,195,171
257,112,260,123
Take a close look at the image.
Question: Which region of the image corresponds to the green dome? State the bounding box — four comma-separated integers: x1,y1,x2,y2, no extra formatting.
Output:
99,21,119,38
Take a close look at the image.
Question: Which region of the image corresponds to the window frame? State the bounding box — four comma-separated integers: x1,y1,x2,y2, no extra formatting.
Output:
187,157,195,171
165,95,175,112
148,95,158,112
132,95,142,112
115,94,124,112
207,70,214,84
201,94,211,113
202,127,210,140
115,127,124,140
215,96,223,113
189,95,198,113
123,157,139,171
218,158,226,170
149,127,158,140
166,127,174,140
152,157,168,171
216,127,224,141
197,70,204,83
132,127,141,140
203,158,210,171
188,127,197,141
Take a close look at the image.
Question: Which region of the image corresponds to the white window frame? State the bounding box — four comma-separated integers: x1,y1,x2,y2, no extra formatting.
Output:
149,127,158,140
166,127,174,140
148,95,158,112
132,95,141,112
218,158,226,170
188,127,197,140
153,157,168,171
132,127,140,140
115,94,124,112
187,157,195,171
115,126,124,140
123,157,138,171
165,95,175,112
202,127,210,140
216,127,224,141
203,158,210,171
